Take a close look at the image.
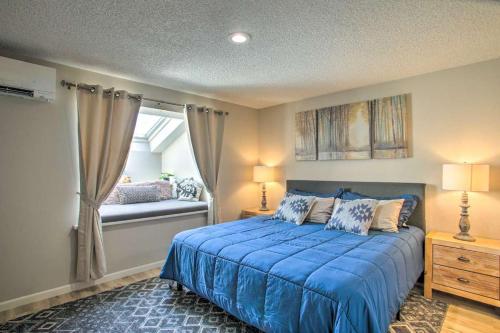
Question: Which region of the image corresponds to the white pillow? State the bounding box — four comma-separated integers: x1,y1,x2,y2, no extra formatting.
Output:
305,197,335,223
371,199,404,232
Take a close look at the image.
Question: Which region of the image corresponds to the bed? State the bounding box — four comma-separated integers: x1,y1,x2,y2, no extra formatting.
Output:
160,180,426,333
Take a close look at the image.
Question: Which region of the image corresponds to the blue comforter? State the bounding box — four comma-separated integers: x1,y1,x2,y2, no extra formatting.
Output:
160,216,424,333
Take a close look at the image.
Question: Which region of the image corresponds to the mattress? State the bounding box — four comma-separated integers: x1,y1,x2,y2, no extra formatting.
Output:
160,215,424,333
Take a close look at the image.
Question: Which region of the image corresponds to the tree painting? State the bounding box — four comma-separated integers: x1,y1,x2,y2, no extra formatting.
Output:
295,110,317,160
317,102,371,160
295,94,410,160
370,95,410,158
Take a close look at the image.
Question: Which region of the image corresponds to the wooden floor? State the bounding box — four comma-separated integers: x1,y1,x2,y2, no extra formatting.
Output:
438,290,499,333
0,268,498,332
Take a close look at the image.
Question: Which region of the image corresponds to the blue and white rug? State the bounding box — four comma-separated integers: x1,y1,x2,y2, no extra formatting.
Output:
0,277,447,333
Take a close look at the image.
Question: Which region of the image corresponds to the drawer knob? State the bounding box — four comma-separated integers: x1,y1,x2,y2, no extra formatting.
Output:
457,277,470,284
457,256,470,263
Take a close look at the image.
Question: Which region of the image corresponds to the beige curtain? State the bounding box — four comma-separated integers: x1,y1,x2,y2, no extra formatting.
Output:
185,105,226,225
76,85,142,281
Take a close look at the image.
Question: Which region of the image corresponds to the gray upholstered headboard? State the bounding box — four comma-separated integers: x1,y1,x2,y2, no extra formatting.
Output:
286,180,426,232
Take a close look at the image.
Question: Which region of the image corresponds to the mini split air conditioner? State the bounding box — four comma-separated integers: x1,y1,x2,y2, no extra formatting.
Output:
0,56,56,102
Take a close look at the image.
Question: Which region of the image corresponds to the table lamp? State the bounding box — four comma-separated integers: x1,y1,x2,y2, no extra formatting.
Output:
253,166,275,211
442,163,490,242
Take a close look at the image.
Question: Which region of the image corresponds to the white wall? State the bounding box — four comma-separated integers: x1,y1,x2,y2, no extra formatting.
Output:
258,58,500,240
0,53,259,303
162,132,199,180
125,141,162,182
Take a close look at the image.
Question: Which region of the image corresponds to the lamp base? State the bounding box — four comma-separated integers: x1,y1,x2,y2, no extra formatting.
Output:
454,191,475,242
259,183,269,211
453,232,476,242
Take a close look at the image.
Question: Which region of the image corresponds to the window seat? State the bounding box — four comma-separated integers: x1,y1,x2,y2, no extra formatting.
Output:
99,200,208,224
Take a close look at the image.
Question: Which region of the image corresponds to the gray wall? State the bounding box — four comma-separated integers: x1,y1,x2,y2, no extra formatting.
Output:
0,54,259,303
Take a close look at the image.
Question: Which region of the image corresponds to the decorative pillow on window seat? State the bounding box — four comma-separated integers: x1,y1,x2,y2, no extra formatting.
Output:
175,177,204,201
273,193,316,225
116,185,161,204
325,199,378,235
103,180,173,205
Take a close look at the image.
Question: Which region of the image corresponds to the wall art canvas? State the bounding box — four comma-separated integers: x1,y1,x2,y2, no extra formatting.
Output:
295,109,317,160
317,102,371,160
370,95,409,158
295,94,410,160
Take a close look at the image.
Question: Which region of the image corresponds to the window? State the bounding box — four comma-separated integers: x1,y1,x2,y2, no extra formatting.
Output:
100,105,206,222
123,106,185,183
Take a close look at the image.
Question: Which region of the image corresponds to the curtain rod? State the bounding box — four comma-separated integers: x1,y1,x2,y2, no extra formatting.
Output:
60,80,186,108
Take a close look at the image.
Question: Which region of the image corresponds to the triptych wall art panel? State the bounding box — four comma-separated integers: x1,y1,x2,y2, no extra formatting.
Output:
295,94,410,160
295,110,317,160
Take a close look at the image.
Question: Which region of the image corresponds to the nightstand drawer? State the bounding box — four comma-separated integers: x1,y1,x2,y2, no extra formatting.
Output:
433,264,499,300
433,245,499,277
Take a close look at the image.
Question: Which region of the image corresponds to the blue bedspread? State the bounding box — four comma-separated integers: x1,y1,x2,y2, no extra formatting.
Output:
160,216,424,333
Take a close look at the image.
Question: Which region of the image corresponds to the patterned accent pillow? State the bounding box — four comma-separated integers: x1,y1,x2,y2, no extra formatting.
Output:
151,180,173,200
117,185,161,204
341,191,418,227
175,177,204,201
103,180,173,205
325,199,378,235
273,193,315,225
103,187,121,205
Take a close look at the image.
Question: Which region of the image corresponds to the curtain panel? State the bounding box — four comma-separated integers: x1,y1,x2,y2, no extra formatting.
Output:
76,85,142,281
185,105,226,225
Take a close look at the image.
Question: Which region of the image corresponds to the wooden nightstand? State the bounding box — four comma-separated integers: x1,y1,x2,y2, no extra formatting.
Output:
241,208,275,219
424,231,500,307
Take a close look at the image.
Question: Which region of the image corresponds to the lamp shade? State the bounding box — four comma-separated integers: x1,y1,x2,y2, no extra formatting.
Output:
253,166,275,183
442,163,489,192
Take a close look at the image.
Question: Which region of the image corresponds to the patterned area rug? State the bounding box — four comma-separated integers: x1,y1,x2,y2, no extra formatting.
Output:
1,277,448,333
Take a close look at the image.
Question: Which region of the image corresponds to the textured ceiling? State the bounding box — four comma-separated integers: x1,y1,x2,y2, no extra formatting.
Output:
1,0,500,109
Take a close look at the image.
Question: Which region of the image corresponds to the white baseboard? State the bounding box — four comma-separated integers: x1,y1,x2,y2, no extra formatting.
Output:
0,260,164,313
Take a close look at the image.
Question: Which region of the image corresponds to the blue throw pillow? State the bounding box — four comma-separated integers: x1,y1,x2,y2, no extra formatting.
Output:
273,193,316,225
325,199,378,235
341,191,418,227
288,188,344,198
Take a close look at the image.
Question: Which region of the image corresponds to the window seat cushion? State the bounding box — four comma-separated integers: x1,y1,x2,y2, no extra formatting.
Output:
99,200,208,223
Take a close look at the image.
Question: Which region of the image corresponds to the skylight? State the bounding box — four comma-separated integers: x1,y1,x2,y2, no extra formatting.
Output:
134,113,163,138
131,107,186,153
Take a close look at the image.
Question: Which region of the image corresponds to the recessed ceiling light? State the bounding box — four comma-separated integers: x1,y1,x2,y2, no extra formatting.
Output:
229,32,250,44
